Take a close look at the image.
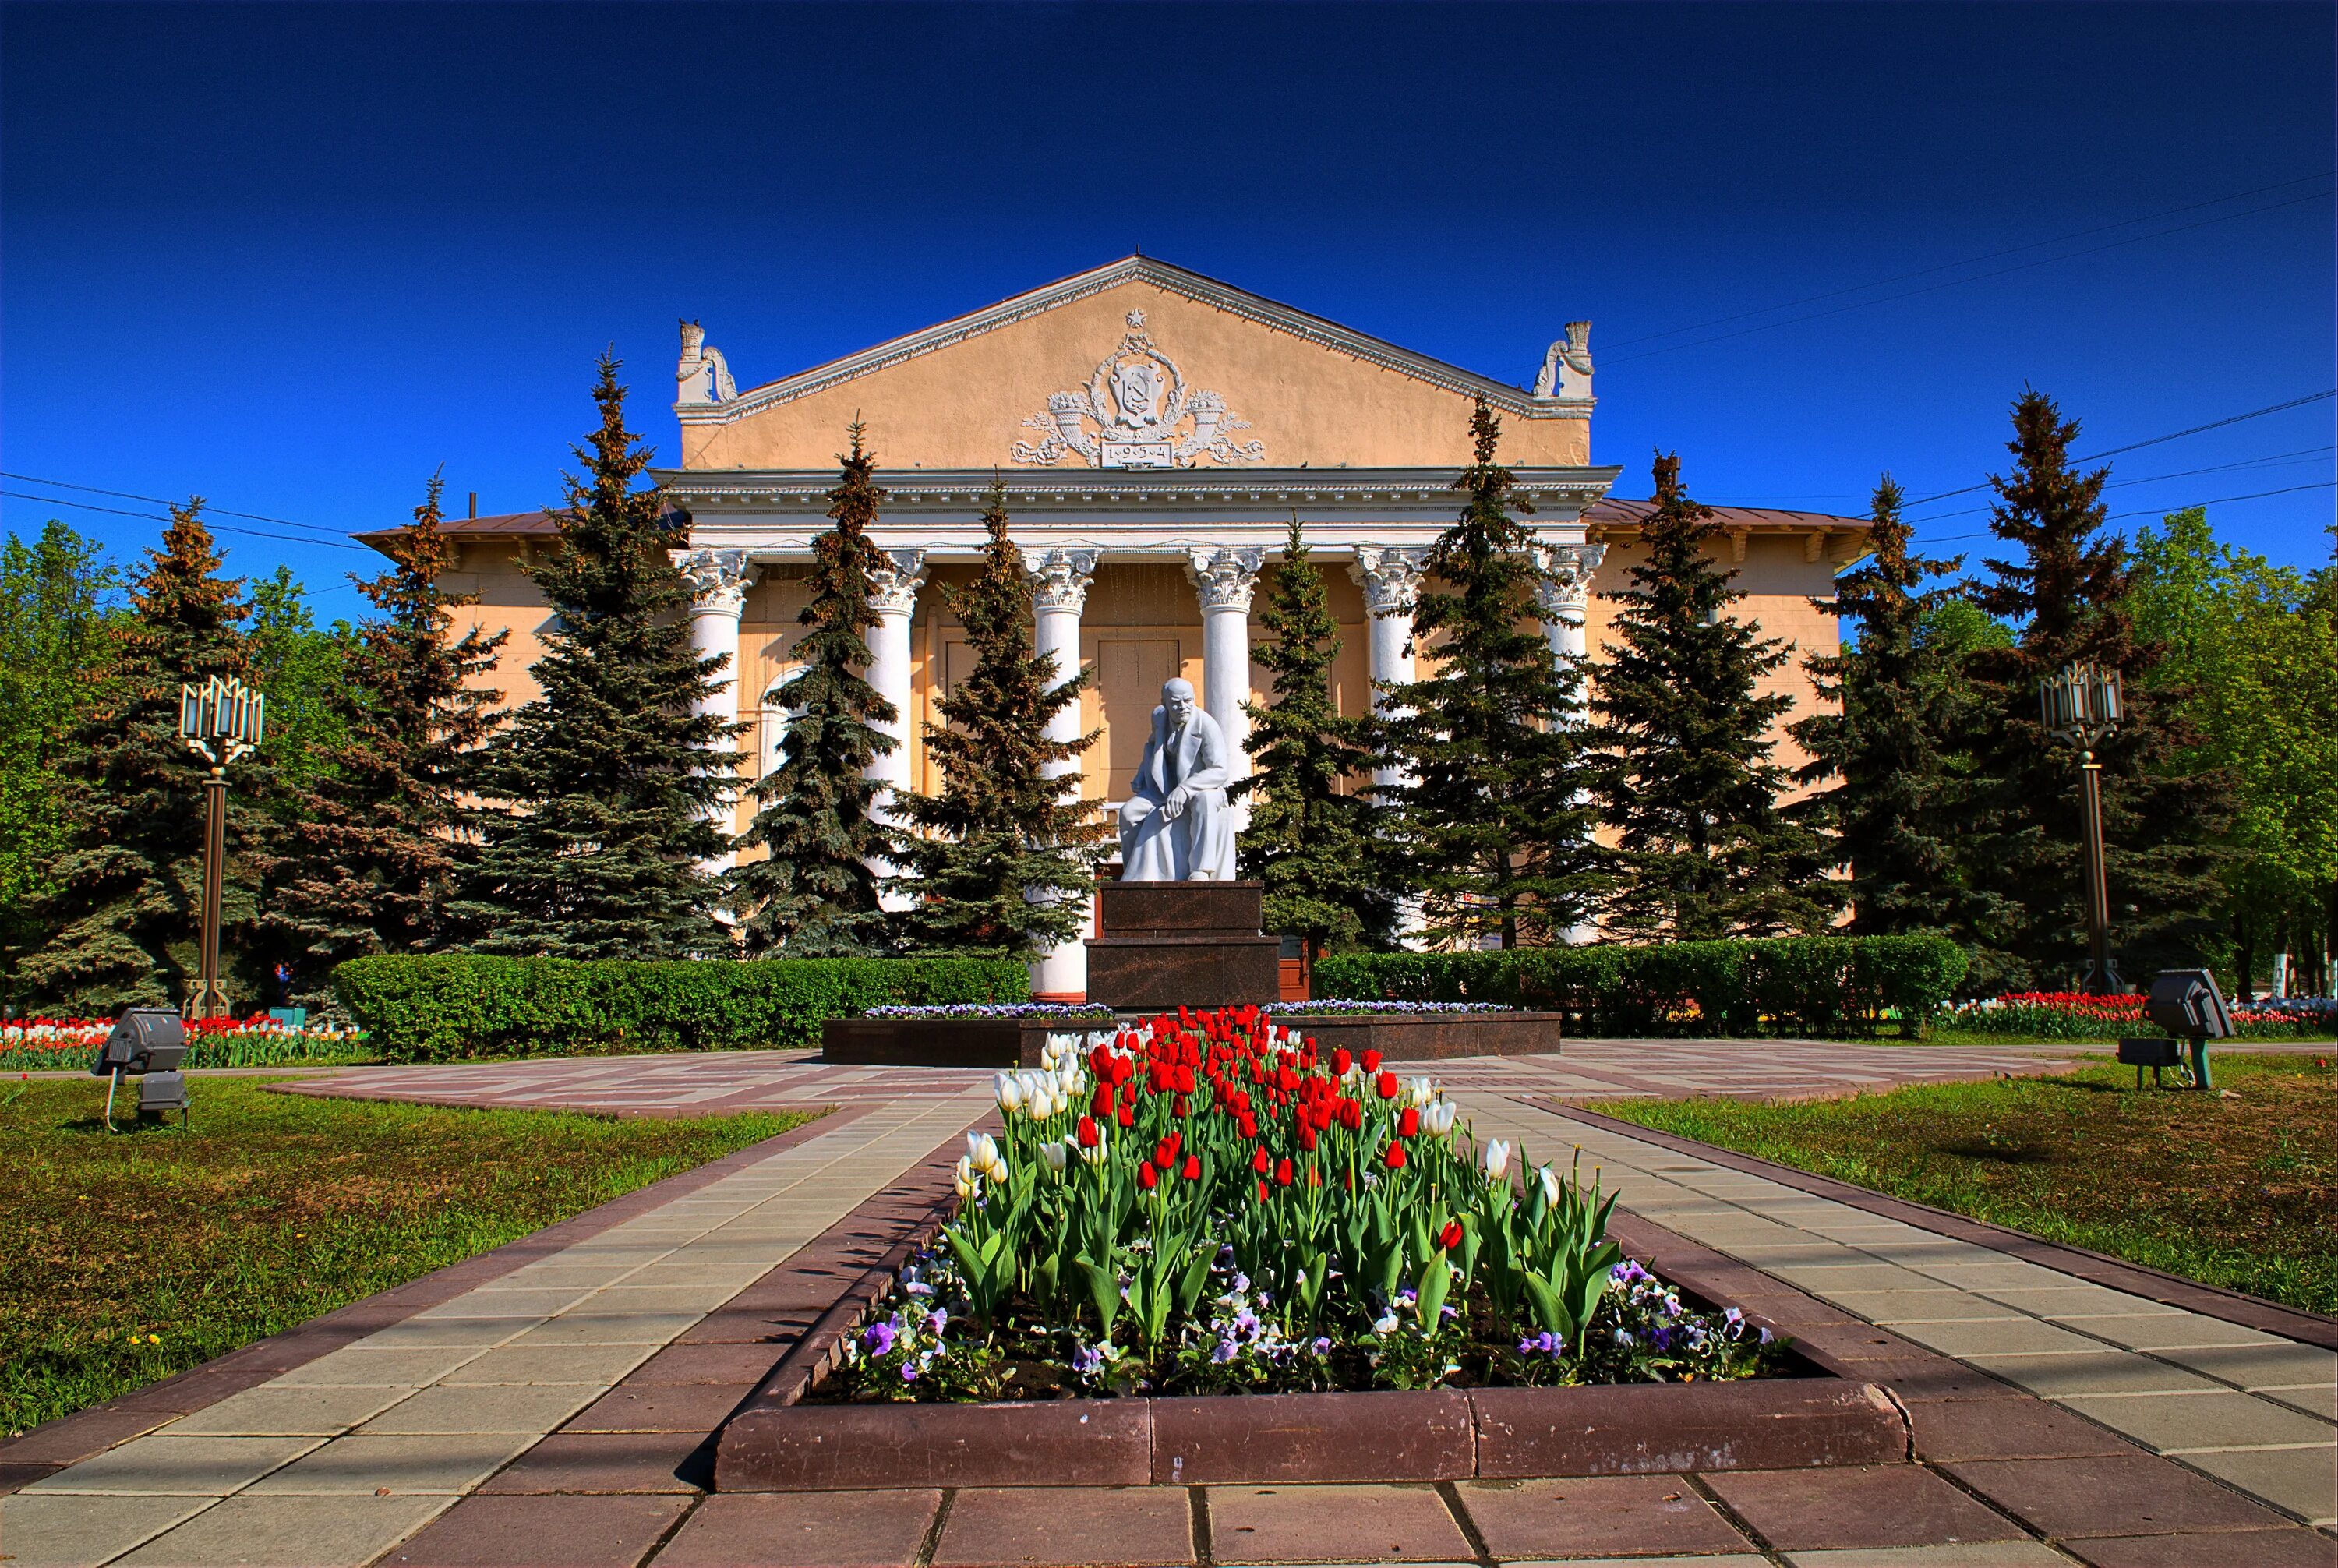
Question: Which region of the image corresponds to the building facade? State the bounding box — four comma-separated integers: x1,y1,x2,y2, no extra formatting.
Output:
390,257,1868,993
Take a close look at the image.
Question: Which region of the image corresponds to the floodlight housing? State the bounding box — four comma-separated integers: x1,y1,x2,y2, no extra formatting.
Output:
2146,969,2234,1041
92,1008,188,1075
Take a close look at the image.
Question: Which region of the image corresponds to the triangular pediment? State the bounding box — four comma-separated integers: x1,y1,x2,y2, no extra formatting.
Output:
677,257,1593,473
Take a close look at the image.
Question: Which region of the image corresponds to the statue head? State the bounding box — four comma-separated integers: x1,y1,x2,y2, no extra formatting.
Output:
1163,677,1196,728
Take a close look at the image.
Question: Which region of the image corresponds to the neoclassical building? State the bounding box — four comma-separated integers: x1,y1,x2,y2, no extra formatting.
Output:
386,256,1868,994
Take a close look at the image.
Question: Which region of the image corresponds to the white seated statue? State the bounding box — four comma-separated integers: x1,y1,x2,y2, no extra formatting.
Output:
1118,677,1237,882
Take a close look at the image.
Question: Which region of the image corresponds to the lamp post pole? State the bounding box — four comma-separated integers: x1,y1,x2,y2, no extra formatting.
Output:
178,675,265,1021
2040,662,2124,995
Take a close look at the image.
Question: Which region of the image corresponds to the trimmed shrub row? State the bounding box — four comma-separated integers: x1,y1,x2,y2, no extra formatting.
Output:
1312,935,1968,1039
332,954,1031,1063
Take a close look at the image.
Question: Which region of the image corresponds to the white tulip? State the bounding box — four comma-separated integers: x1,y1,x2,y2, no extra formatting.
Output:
994,1073,1024,1112
1537,1164,1563,1206
1481,1139,1512,1181
953,1155,978,1199
1040,1141,1069,1173
967,1132,1005,1178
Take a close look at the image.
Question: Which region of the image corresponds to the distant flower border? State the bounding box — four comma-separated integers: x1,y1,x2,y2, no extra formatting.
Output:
863,1004,1119,1022
1262,1001,1513,1016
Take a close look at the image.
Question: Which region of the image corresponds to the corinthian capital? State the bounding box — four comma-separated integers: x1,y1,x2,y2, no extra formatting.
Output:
1349,546,1430,616
671,547,756,616
1532,542,1607,625
1186,546,1266,613
1024,547,1100,615
865,548,929,616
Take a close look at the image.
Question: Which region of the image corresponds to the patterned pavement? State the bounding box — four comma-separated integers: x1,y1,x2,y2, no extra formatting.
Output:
276,1037,2100,1118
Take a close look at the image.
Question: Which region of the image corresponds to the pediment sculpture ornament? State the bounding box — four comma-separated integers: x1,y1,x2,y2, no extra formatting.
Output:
1012,310,1266,469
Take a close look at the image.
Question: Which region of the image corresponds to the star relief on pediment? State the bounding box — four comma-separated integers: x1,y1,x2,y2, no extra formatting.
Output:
1012,309,1266,469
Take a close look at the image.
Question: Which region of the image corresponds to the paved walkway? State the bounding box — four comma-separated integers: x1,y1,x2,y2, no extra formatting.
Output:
276,1039,2098,1118
6,1044,2333,1567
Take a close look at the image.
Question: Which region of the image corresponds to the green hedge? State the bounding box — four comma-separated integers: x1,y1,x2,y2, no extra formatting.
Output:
332,955,1031,1063
1312,935,1968,1039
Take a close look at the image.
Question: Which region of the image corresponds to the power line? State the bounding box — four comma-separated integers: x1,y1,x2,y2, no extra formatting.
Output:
0,469,359,542
1602,185,2334,369
1902,390,2338,510
0,489,373,553
1602,171,2337,354
1903,444,2335,526
1914,479,2337,545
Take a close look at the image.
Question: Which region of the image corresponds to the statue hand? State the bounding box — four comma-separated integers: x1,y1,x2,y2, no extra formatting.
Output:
1163,786,1188,820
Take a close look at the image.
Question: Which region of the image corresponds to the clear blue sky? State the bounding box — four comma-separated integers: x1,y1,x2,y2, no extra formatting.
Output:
5,2,2331,621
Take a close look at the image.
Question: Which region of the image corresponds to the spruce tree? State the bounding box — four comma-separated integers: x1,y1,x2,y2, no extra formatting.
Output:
1238,515,1393,962
450,355,739,958
1789,476,1966,934
266,476,507,993
19,500,259,1011
729,422,899,955
1953,390,2228,991
1590,452,1838,940
1379,399,1604,948
890,484,1107,955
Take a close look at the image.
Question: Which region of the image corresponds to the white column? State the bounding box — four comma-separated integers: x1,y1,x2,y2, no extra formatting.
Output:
673,547,757,871
864,549,927,907
1349,546,1429,794
1024,548,1100,998
1185,547,1266,791
1532,541,1605,945
1532,542,1605,672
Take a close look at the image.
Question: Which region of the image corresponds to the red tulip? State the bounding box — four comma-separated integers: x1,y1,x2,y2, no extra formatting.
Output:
1154,1138,1177,1171
1383,1140,1407,1170
1139,1160,1159,1190
1181,1154,1202,1181
1438,1220,1464,1251
1256,1178,1270,1202
1298,1125,1317,1153
1376,1072,1398,1100
1333,1047,1353,1076
1274,1157,1293,1187
1399,1106,1421,1138
1092,1085,1114,1117
1077,1115,1100,1149
1116,1105,1135,1128
1362,1050,1381,1073
1252,1145,1271,1174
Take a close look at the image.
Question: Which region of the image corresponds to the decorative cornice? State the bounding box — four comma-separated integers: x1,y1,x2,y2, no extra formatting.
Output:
1024,547,1100,615
670,546,756,616
1186,546,1266,613
866,548,929,616
1349,545,1431,615
680,257,1595,426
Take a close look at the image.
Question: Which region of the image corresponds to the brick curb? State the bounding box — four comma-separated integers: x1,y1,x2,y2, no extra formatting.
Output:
1549,1103,2338,1351
0,1102,864,1491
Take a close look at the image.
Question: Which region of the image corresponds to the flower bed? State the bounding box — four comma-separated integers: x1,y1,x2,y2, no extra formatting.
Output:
860,1003,1118,1022
812,1005,1776,1403
0,1015,371,1074
1260,1000,1512,1016
1939,991,2333,1040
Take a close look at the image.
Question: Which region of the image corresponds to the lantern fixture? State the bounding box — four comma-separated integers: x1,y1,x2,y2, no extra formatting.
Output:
177,674,267,1019
2037,661,2124,994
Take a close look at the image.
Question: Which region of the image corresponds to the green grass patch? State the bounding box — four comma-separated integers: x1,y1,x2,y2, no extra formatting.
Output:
0,1076,821,1437
1589,1051,2338,1315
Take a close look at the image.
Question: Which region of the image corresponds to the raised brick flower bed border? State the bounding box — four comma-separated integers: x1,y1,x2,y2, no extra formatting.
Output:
712,1167,1919,1492
822,1011,1567,1068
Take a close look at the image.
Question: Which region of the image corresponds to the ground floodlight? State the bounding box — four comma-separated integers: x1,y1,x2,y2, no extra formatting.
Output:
91,1008,192,1130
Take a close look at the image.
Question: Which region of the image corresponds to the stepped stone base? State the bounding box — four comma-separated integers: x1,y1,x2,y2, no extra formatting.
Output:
1085,880,1280,1012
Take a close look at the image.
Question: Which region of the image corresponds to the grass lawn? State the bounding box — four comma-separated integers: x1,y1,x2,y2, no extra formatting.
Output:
0,1076,821,1438
1589,1051,2337,1315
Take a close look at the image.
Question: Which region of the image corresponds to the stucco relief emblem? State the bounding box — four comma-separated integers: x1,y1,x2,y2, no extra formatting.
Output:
1012,309,1266,469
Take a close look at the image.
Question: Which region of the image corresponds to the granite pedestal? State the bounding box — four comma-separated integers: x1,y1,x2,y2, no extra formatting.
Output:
1085,881,1281,1012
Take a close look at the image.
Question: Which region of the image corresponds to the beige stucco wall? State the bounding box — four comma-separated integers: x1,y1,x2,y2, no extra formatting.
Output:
680,277,1589,473
439,532,1840,842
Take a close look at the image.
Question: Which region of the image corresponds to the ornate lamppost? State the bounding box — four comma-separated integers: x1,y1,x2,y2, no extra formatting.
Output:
178,674,266,1019
2039,662,2124,994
